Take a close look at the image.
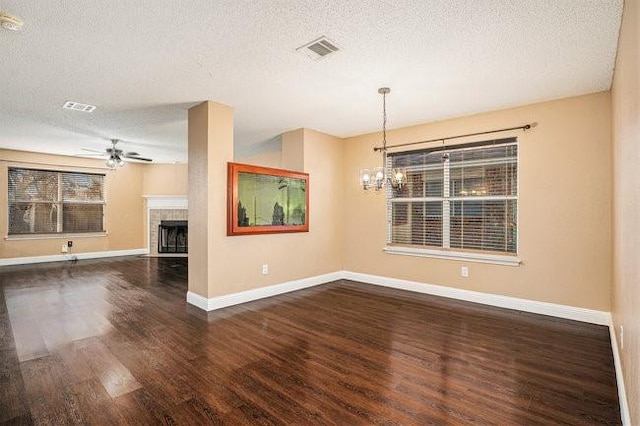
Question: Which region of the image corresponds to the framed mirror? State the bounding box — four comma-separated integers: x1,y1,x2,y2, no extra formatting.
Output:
227,162,309,236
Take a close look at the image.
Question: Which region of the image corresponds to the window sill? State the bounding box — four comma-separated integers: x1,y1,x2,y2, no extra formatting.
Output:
5,232,108,241
383,246,521,266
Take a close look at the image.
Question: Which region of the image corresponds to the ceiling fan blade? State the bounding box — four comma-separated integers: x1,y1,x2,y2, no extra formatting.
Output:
123,151,140,156
81,147,103,153
75,153,107,157
123,155,153,162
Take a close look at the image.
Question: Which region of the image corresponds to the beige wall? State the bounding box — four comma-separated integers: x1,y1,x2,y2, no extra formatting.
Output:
0,149,145,259
235,150,282,169
281,128,305,171
343,92,612,311
234,129,307,171
188,119,343,298
142,163,188,196
214,128,343,296
611,0,639,423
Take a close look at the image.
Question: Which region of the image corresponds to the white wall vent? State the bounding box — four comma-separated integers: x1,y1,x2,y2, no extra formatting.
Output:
297,36,340,61
62,101,97,113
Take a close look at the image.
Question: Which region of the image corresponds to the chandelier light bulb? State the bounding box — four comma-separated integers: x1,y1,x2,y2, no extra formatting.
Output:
0,12,24,31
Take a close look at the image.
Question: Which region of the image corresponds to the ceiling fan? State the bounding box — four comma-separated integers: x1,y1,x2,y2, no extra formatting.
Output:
80,139,153,169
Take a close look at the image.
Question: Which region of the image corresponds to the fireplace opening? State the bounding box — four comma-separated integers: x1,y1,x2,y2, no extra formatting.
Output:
158,220,188,254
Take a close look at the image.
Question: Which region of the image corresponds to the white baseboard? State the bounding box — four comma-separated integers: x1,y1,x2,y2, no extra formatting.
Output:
186,291,210,311
342,271,611,325
187,270,610,325
0,248,149,266
186,269,609,325
608,314,631,426
186,271,342,311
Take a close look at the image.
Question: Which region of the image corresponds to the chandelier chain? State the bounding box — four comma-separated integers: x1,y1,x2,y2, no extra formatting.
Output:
382,91,387,151
359,87,405,191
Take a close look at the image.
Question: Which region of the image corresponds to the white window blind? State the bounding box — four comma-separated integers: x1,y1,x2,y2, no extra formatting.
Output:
387,138,518,255
8,168,105,235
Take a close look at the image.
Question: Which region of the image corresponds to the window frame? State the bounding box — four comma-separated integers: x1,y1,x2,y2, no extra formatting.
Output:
385,138,521,266
7,167,107,237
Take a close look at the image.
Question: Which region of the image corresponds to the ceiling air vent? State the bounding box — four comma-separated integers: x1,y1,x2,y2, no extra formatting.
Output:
62,101,97,113
297,36,340,61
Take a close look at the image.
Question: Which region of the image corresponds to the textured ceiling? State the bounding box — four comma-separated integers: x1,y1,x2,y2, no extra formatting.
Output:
0,1,623,163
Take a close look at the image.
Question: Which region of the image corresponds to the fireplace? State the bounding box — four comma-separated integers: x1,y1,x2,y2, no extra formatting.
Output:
158,220,188,254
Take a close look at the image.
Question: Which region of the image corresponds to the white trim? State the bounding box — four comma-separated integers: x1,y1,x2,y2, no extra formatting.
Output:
186,270,609,325
342,271,609,325
143,195,188,209
608,314,631,425
384,245,521,266
186,271,342,311
0,248,149,266
186,291,210,311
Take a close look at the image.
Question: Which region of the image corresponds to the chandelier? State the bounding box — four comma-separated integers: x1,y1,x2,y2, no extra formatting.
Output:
360,87,406,190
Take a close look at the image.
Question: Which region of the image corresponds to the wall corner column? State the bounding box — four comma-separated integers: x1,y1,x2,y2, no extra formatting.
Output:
188,101,234,300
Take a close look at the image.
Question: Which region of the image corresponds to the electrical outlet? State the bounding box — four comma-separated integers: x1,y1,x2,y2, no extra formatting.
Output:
461,266,469,278
61,244,69,253
262,264,269,275
620,325,624,349
67,240,73,248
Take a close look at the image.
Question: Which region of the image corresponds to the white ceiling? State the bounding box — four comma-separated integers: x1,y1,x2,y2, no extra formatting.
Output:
0,1,623,163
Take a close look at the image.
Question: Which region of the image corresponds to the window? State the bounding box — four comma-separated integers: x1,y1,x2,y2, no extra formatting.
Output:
387,138,518,258
8,168,105,235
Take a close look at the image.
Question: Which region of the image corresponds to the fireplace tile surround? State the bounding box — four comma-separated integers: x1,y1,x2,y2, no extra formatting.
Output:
144,196,188,257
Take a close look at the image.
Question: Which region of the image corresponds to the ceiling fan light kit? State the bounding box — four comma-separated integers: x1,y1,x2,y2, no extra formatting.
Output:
79,139,153,169
106,154,125,169
105,139,152,169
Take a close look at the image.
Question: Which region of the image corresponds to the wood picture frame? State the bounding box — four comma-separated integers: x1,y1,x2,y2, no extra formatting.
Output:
227,162,309,236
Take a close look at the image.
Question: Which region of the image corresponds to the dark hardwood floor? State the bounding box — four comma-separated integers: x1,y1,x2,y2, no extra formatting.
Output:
0,257,620,425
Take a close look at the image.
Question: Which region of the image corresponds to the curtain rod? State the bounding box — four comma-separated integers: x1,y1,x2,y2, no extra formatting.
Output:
373,123,535,152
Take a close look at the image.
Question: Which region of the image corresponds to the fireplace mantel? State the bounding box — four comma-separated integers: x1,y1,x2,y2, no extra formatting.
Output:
143,195,188,210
